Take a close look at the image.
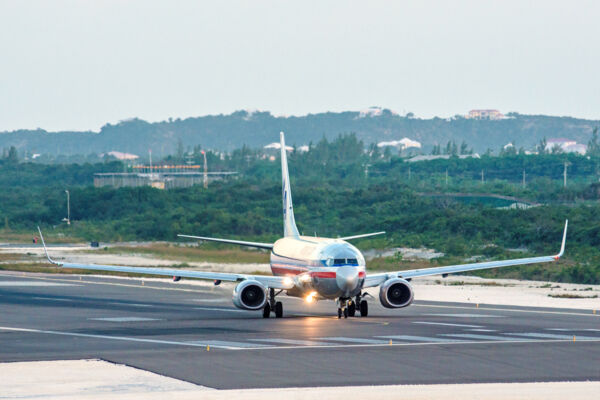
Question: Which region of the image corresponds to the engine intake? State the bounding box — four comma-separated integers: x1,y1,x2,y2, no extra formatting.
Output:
379,278,414,308
232,280,267,310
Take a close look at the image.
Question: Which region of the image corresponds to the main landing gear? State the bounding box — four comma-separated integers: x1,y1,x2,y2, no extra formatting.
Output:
263,288,283,318
338,294,368,319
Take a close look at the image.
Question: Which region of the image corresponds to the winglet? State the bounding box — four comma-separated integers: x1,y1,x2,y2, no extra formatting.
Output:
555,219,568,259
37,226,60,265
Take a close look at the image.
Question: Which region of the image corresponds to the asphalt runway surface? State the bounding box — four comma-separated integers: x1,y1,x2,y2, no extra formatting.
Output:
1,271,599,389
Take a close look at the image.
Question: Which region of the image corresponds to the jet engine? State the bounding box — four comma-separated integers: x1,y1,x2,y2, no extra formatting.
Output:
232,280,267,310
379,278,414,308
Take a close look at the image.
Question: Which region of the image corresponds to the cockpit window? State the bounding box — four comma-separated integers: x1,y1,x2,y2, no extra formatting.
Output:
346,258,358,265
334,258,346,265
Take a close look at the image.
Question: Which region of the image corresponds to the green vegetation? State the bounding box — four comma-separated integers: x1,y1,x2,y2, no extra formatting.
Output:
103,244,270,264
1,134,600,284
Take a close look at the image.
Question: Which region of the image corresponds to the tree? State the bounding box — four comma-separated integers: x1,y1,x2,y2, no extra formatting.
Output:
5,146,18,165
588,127,599,156
537,137,547,154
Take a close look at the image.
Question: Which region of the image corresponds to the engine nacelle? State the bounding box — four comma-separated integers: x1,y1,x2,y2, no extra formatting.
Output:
379,278,414,309
232,280,267,310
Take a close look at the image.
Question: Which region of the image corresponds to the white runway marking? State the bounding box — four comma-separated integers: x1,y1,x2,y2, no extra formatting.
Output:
33,297,73,302
377,335,464,343
440,333,528,341
2,325,599,352
468,328,497,332
426,313,502,318
317,337,389,344
190,299,228,303
186,340,268,349
0,281,78,287
505,332,600,341
108,302,153,307
413,321,483,328
89,317,161,322
0,326,225,348
250,338,331,346
193,307,246,313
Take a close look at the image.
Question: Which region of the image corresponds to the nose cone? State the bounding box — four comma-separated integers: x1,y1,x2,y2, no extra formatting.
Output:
336,266,359,296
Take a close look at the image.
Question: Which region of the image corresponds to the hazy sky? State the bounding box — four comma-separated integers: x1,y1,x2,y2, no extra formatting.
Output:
1,0,599,131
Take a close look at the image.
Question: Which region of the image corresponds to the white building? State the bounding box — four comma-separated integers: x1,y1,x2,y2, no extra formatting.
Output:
545,138,587,155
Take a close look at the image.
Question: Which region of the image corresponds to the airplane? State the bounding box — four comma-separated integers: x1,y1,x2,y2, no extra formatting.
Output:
38,132,569,319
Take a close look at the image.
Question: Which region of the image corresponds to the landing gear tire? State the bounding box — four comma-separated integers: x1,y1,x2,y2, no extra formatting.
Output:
360,300,368,317
343,307,348,319
275,301,283,318
337,308,342,319
263,303,271,318
348,301,356,317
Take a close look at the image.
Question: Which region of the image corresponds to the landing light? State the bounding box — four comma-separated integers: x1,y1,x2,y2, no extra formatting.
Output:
305,291,317,303
283,277,293,286
299,274,312,283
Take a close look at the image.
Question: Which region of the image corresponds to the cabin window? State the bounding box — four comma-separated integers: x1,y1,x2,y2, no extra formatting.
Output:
347,258,358,264
334,258,345,265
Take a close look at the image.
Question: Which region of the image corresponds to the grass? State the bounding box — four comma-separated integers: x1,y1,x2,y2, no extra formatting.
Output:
446,280,513,287
0,229,84,243
0,262,235,279
96,243,270,264
547,293,598,299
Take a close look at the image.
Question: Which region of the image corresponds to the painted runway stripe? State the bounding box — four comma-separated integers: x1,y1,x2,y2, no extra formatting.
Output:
376,335,464,343
547,328,600,332
0,326,231,348
440,333,528,341
468,328,497,332
0,281,78,287
88,317,161,322
108,302,153,307
193,307,247,313
425,313,502,318
316,337,389,344
33,297,73,302
413,303,598,318
250,338,332,346
412,321,483,328
186,340,268,349
2,326,600,352
505,332,600,341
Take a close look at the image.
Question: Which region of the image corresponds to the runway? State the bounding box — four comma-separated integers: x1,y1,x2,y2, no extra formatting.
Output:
0,271,598,389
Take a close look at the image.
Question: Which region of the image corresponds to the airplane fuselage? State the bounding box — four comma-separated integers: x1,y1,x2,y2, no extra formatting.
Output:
270,236,366,300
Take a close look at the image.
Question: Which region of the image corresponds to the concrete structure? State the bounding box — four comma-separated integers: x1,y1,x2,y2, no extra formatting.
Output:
94,165,236,190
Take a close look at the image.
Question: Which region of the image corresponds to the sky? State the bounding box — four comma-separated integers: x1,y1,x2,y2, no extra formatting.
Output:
1,0,599,132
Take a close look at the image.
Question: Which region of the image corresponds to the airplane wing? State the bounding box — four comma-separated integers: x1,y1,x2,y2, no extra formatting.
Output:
338,231,386,241
37,228,292,290
363,220,568,288
177,234,273,249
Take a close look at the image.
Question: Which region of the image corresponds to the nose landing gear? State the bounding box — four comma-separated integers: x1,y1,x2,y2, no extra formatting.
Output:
263,288,283,318
337,295,368,319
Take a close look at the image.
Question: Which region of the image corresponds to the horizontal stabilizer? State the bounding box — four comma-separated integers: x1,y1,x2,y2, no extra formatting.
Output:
177,234,273,249
338,231,386,241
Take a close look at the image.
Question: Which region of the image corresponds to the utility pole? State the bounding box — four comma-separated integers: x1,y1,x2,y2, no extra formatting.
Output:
445,168,448,186
563,161,570,188
481,170,484,184
202,150,208,189
522,169,526,188
64,190,70,225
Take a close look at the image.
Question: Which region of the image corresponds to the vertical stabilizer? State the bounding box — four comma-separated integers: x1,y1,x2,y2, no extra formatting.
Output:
280,132,300,237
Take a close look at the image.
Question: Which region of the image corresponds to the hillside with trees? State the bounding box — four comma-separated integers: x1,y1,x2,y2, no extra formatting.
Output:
1,110,598,157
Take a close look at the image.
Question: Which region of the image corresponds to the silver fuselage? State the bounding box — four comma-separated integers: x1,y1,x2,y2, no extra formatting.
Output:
270,236,366,300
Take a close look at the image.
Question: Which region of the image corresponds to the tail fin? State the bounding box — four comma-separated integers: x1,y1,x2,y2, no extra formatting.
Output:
280,132,299,237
